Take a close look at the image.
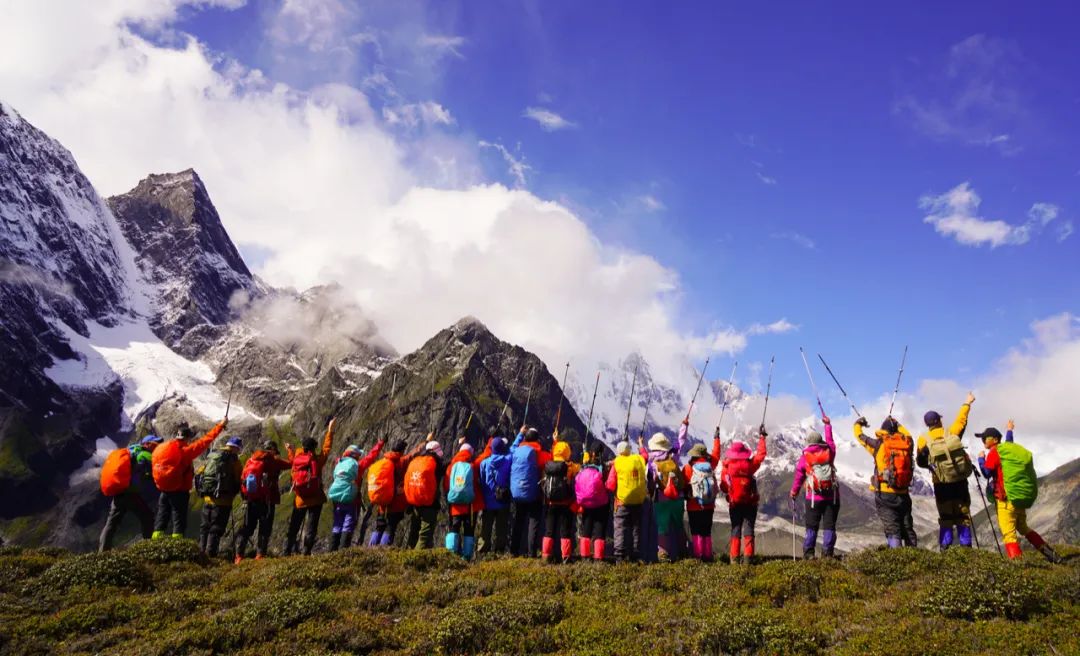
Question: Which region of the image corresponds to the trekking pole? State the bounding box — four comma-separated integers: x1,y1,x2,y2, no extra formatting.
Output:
622,361,640,443
583,371,601,454
816,354,862,418
639,396,651,441
685,357,711,421
799,348,825,418
791,498,797,561
428,369,437,436
759,356,775,429
886,345,908,418
972,470,1003,555
521,365,538,426
553,361,570,433
714,361,738,435
494,363,520,435
224,363,239,421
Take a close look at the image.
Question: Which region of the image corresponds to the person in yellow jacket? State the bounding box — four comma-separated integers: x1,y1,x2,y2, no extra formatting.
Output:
916,393,976,550
854,416,917,548
605,441,647,562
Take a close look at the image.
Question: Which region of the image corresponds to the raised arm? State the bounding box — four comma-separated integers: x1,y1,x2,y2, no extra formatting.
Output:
950,393,975,437
749,432,767,473
853,419,880,455
356,438,384,472
823,416,836,453
184,421,225,458
709,433,722,468
320,419,336,460
676,420,689,454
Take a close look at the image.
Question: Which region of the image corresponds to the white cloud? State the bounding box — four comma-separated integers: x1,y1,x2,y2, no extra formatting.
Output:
418,34,466,59
755,171,777,186
770,231,815,250
382,100,454,128
747,319,798,336
637,194,665,212
477,140,530,188
523,106,577,132
1057,221,1074,242
920,182,1061,248
0,1,760,390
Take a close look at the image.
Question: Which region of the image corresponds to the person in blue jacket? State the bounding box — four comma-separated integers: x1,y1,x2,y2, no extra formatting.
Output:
477,433,513,555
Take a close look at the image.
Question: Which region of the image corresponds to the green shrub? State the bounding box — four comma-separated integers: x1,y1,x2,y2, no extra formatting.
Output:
433,593,564,654
224,589,331,630
695,607,827,655
845,546,940,583
37,551,152,592
402,549,467,573
918,551,1051,621
0,552,59,592
748,560,824,607
127,538,207,565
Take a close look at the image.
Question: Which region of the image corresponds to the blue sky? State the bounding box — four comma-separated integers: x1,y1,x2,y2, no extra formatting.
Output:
171,0,1079,404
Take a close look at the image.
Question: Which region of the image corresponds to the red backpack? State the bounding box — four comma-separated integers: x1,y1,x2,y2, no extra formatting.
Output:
241,456,271,501
804,448,836,493
291,452,321,497
723,458,757,506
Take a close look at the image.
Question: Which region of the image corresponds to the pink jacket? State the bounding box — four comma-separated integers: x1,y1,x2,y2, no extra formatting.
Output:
789,424,838,503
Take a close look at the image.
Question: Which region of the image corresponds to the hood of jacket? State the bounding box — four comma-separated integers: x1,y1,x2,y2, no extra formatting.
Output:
552,442,571,462
724,441,752,460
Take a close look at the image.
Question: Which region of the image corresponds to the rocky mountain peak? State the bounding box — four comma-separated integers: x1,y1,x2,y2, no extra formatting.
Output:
108,168,261,346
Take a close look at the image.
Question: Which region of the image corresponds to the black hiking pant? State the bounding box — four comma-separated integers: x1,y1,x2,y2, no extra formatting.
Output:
580,505,609,540
234,501,276,557
478,506,510,554
511,499,543,557
875,491,917,546
99,494,154,551
613,503,643,562
286,505,323,555
544,504,574,540
198,504,232,556
687,508,714,537
154,490,191,537
728,503,758,539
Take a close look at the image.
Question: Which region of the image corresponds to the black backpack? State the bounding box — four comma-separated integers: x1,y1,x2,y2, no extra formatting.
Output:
542,460,572,502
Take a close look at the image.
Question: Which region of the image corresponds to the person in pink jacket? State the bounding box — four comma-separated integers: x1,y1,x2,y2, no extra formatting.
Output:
789,415,839,558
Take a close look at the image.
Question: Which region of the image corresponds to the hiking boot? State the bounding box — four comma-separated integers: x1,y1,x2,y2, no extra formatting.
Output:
1037,543,1064,564
234,554,243,565
254,554,265,561
803,549,816,560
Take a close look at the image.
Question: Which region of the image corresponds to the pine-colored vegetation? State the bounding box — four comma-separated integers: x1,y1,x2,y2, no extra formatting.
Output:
0,542,1077,655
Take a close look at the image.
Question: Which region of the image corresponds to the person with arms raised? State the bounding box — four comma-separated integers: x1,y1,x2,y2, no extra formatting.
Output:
152,419,227,539
284,418,336,555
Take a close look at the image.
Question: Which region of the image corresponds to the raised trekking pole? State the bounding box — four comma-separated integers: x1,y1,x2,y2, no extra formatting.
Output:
622,361,640,443
686,356,711,421
714,361,738,436
494,364,520,436
428,369,437,437
583,370,601,453
759,356,775,429
799,347,825,418
817,353,862,418
972,469,1003,555
553,361,570,433
886,345,909,418
521,365,538,426
639,396,651,441
223,363,239,421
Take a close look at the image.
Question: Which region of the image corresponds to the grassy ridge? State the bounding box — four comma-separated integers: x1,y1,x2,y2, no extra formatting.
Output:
0,542,1077,655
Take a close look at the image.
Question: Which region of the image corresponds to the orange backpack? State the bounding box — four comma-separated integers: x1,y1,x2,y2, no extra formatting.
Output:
878,433,914,491
100,448,132,496
367,458,396,506
404,455,437,507
152,440,185,491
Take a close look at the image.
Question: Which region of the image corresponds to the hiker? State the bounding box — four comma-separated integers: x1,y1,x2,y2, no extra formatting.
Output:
606,440,647,562
233,440,291,562
790,416,839,559
978,421,1062,563
720,425,767,564
151,419,226,539
916,393,976,551
855,415,917,548
367,440,412,546
683,427,721,562
327,439,384,551
99,434,162,552
405,438,445,549
976,420,1014,506
576,441,610,561
541,432,579,563
477,432,513,555
284,418,336,555
510,426,551,557
444,441,483,559
640,424,687,562
196,437,243,557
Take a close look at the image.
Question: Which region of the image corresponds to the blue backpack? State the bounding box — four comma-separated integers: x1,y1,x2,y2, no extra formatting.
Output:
510,444,540,502
481,453,512,504
447,461,475,505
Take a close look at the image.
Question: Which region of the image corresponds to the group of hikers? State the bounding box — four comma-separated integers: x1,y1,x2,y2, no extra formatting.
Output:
97,392,1063,565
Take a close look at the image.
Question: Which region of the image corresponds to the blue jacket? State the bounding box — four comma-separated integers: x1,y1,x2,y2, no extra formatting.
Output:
479,439,512,510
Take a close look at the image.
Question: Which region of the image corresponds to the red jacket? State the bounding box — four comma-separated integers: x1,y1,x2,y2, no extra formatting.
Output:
245,449,293,505
287,423,334,508
443,449,484,516
152,422,224,493
719,436,767,507
379,451,413,513
682,437,721,512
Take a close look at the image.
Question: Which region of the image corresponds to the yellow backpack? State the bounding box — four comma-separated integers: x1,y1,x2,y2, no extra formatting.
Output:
614,454,646,505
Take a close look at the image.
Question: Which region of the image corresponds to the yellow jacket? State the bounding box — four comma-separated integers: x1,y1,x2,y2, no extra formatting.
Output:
916,403,971,484
854,422,913,494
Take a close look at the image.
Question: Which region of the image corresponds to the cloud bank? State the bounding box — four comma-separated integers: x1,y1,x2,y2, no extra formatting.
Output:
920,182,1065,248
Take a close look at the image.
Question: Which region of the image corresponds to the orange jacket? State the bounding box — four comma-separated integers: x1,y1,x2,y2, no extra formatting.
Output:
682,437,722,511
152,422,224,493
287,422,335,508
444,448,484,516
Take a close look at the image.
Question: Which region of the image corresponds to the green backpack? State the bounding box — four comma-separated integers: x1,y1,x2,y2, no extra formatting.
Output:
928,433,973,484
196,451,238,498
996,442,1038,509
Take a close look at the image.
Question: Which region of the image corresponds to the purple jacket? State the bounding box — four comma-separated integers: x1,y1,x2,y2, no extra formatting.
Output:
790,423,839,503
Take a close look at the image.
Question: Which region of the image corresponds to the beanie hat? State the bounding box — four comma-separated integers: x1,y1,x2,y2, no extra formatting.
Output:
344,445,363,458
177,424,194,440
615,441,631,456
391,440,408,453
490,437,507,455
881,417,899,433
425,440,444,457
225,437,243,450
687,443,708,459
923,411,942,427
805,431,824,445
302,437,318,452
648,433,672,452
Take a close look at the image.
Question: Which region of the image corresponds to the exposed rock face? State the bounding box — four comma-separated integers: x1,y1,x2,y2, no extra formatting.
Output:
107,169,262,349
1028,456,1080,544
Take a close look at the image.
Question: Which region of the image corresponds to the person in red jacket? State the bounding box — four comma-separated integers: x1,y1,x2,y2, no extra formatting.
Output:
443,441,484,559
233,441,291,562
683,429,722,562
151,419,226,539
284,418,335,555
720,425,767,564
368,440,413,546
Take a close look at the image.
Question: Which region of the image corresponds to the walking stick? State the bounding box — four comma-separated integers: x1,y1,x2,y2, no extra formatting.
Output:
817,353,862,418
799,348,825,418
760,356,775,429
686,357,711,421
714,361,738,436
583,371,601,453
521,366,538,426
553,362,570,433
791,498,797,561
972,470,1003,555
887,345,908,418
622,361,640,443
